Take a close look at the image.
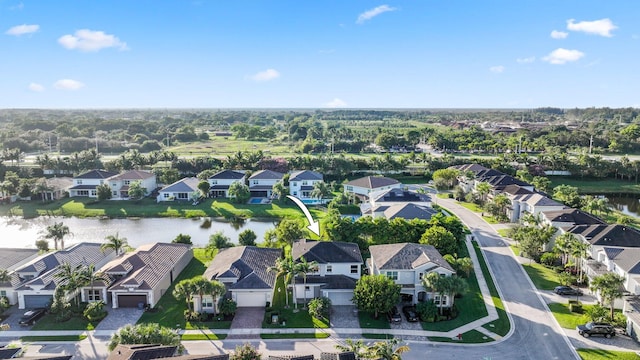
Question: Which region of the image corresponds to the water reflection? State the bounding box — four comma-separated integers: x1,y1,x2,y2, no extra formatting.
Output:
606,195,640,217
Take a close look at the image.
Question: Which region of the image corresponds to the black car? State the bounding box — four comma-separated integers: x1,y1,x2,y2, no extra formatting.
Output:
402,306,419,322
19,308,47,326
576,322,615,338
387,306,401,323
553,286,583,296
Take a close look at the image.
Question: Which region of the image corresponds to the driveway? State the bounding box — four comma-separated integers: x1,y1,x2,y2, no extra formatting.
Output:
94,307,144,331
230,307,264,329
330,306,359,328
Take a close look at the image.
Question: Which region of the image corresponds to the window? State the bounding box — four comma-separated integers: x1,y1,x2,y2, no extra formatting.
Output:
304,286,310,291
124,180,131,185
345,186,353,192
350,265,358,274
419,273,423,279
163,193,169,198
326,265,332,273
386,271,398,281
177,193,188,199
292,182,297,187
91,190,97,196
88,290,101,301
0,290,6,297
77,180,83,185
112,191,118,196
202,297,213,308
302,181,308,185
252,180,259,185
210,180,217,185
100,180,104,184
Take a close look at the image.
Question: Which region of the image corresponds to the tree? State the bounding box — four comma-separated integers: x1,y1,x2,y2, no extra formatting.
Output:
35,239,50,252
308,297,331,320
228,182,250,204
172,233,192,245
335,338,369,359
268,257,297,309
455,257,474,278
206,231,234,257
108,323,182,352
96,183,112,201
42,222,71,251
368,338,410,360
274,219,306,248
208,280,227,316
127,180,146,201
590,272,625,321
238,229,257,246
54,262,85,307
197,180,210,197
295,256,319,308
79,263,109,304
271,181,286,201
432,168,459,190
0,269,9,283
352,274,400,319
419,226,457,256
475,182,491,205
173,278,196,313
553,184,583,208
101,233,129,256
422,272,449,315
310,181,331,200
230,343,261,360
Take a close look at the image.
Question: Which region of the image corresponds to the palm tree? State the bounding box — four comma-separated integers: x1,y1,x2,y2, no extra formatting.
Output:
569,239,589,284
191,277,214,313
295,257,318,309
310,181,331,200
0,268,10,283
268,257,297,309
335,338,369,359
209,280,226,316
475,182,491,205
54,262,85,307
422,272,444,313
34,179,52,203
590,273,625,321
173,278,196,313
79,264,110,303
43,222,71,250
368,338,410,360
101,233,129,256
553,233,575,267
206,231,234,257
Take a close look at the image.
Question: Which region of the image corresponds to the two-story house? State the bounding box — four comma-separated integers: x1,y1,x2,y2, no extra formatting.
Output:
106,170,157,200
68,169,118,198
156,177,200,202
343,176,401,200
248,170,284,198
291,239,363,306
289,170,323,200
208,170,247,198
368,243,455,307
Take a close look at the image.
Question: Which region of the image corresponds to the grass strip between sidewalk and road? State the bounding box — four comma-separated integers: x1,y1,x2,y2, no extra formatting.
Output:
577,348,640,360
261,333,330,339
20,335,87,342
181,333,227,341
361,333,395,339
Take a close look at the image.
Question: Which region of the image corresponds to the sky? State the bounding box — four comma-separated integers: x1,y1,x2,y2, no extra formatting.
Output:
1,0,639,109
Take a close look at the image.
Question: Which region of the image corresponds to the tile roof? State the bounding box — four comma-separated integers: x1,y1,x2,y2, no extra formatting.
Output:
369,243,455,273
104,243,192,291
601,247,640,274
74,169,118,180
513,193,564,207
107,170,155,181
369,188,431,204
345,176,400,189
107,344,177,360
204,246,282,290
43,177,73,191
0,248,38,271
159,177,199,193
249,170,284,180
209,169,246,180
381,203,438,220
541,208,606,226
299,274,357,290
289,170,323,182
292,239,363,264
568,224,640,248
501,184,534,196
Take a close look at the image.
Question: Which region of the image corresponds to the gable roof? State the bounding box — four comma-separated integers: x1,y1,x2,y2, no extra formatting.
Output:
0,248,39,271
381,203,438,221
107,344,177,360
369,188,431,204
204,246,281,290
502,184,534,196
345,176,400,189
369,243,455,272
74,169,118,180
289,170,323,182
541,208,606,226
249,170,284,180
103,243,191,291
292,239,363,264
159,177,199,193
43,177,73,191
107,170,155,181
452,163,490,174
568,224,640,248
209,170,246,180
601,247,640,274
513,193,564,207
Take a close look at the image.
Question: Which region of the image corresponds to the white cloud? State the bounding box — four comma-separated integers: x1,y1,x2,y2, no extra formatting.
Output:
550,30,568,39
325,98,347,108
516,57,535,64
28,83,44,92
5,24,39,36
53,79,85,90
567,18,617,37
542,48,585,64
58,29,127,52
356,5,396,24
248,69,280,82
489,66,505,73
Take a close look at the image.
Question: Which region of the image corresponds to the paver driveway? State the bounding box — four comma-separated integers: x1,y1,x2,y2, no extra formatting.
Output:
231,307,264,329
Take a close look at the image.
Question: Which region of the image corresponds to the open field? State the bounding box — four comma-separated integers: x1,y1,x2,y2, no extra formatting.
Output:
549,177,640,194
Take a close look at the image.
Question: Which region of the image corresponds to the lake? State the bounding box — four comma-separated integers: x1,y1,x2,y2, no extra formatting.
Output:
0,216,276,249
606,194,640,218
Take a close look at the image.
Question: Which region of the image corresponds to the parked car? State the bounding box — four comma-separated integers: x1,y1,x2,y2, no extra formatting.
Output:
402,305,419,322
553,286,583,296
576,322,615,338
19,308,47,326
387,306,402,323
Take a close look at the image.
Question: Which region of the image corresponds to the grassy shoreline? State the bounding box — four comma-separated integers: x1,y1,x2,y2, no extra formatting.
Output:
549,177,640,195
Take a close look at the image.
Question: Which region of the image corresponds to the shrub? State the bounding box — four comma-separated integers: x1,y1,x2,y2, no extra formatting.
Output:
416,300,438,322
219,299,237,316
568,300,583,314
308,297,332,320
108,323,182,352
84,301,107,322
540,252,559,267
230,342,261,360
0,296,9,314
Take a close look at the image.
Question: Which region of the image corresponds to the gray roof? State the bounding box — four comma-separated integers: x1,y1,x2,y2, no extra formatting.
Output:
74,169,118,180
249,170,284,180
369,243,455,272
452,164,491,174
289,170,323,182
107,170,155,181
104,243,192,291
502,184,534,196
601,247,640,274
43,177,73,191
345,176,400,189
0,248,39,271
568,224,640,248
381,203,438,221
369,188,431,204
541,208,606,226
298,274,357,290
204,246,282,290
159,177,199,193
209,169,246,180
292,239,363,264
514,193,564,207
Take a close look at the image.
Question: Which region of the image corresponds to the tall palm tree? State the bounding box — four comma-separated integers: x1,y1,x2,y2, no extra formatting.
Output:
422,272,449,315
368,338,410,360
335,338,369,359
569,239,589,284
590,272,626,321
43,222,71,250
79,264,110,303
191,277,213,312
173,278,196,313
268,257,297,309
0,268,10,283
209,280,226,316
54,262,84,306
310,181,331,200
295,257,318,309
101,233,129,256
553,233,576,267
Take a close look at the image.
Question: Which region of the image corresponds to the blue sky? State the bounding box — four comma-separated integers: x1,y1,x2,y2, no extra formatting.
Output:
1,1,638,109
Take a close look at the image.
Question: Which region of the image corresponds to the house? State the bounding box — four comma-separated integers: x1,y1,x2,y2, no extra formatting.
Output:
68,169,118,198
0,248,40,305
14,243,116,309
509,192,565,222
248,170,284,198
343,176,401,199
38,177,73,201
203,246,281,308
291,239,363,305
108,344,230,360
369,203,438,221
95,243,192,308
541,208,606,228
107,170,157,199
208,170,246,198
156,177,200,202
361,188,431,215
368,243,455,307
289,170,323,200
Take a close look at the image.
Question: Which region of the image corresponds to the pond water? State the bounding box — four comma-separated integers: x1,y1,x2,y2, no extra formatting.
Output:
0,216,276,249
605,194,640,218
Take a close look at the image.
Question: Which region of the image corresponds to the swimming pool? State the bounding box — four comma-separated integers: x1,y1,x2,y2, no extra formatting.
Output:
249,198,264,204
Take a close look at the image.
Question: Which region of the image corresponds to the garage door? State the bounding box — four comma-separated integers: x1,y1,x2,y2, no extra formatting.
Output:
235,291,267,307
326,291,353,306
24,295,53,309
117,294,148,308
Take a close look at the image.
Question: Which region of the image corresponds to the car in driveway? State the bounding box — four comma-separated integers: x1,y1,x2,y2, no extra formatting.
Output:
387,306,402,323
576,322,615,338
19,308,47,326
402,305,419,322
553,286,583,296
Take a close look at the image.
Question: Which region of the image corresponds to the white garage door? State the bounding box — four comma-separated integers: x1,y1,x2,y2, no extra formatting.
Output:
326,291,353,306
235,291,268,307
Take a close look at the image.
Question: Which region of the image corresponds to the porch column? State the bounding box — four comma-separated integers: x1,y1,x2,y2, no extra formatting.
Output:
192,296,201,312
112,292,118,309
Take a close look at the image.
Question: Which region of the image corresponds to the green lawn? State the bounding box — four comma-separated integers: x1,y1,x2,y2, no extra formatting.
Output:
358,311,390,329
181,333,226,341
521,262,560,291
136,249,226,329
362,333,394,339
549,177,640,195
21,335,87,342
548,303,590,329
31,314,97,331
428,329,494,343
472,241,511,337
261,332,330,339
577,349,640,360
497,229,511,237
263,275,329,329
